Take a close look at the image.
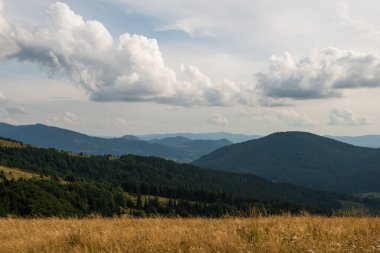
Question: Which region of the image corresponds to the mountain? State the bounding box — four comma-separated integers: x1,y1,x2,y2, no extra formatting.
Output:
140,131,380,147
327,135,380,148
150,136,233,161
194,131,380,194
0,137,356,216
0,122,183,158
150,136,192,146
0,123,230,162
138,132,260,143
172,139,233,161
121,135,143,141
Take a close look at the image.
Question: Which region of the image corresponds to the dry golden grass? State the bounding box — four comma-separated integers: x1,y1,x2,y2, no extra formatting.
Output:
0,166,42,181
1,216,380,253
0,139,25,148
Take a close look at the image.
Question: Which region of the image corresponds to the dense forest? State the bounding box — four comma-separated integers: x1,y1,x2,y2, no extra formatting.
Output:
1,175,304,218
194,131,380,193
0,137,377,217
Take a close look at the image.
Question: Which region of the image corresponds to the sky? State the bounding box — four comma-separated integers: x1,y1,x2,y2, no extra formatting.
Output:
1,0,380,136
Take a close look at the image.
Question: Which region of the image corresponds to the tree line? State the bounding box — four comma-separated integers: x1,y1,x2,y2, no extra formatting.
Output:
0,143,350,217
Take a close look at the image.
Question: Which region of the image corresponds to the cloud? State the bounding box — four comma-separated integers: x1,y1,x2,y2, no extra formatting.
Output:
113,117,128,125
208,113,229,126
45,116,60,124
255,47,380,100
0,91,28,116
4,105,27,115
238,107,313,128
111,0,237,38
274,110,313,127
63,111,78,123
328,108,368,126
0,1,18,58
157,18,218,38
46,112,83,124
0,91,9,104
0,1,254,107
336,2,380,39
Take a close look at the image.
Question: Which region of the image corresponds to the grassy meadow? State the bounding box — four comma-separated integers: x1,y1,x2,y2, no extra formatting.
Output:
0,166,42,181
0,139,25,149
1,216,380,253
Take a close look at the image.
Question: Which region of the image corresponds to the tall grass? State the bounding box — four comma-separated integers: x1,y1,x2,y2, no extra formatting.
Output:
1,216,380,252
0,166,42,181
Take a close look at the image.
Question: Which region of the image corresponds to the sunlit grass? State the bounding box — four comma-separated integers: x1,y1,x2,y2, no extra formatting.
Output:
0,166,43,181
0,139,25,148
1,216,380,253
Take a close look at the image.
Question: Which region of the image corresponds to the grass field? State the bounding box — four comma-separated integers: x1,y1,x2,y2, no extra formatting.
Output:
0,139,25,148
0,166,42,181
1,216,380,253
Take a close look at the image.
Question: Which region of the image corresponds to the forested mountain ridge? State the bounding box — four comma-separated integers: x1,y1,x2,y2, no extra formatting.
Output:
150,136,193,146
193,131,380,194
0,123,230,162
1,137,367,217
150,137,232,161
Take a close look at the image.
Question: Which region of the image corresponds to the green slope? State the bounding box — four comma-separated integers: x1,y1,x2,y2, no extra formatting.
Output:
193,131,380,193
0,140,348,215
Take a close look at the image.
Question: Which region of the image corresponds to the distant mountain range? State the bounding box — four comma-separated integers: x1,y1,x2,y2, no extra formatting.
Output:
194,132,380,194
327,135,380,148
2,123,380,213
0,123,231,162
138,132,260,143
140,132,380,147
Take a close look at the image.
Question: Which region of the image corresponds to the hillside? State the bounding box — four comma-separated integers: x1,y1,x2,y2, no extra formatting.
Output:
0,138,361,217
0,166,43,181
193,132,380,194
151,137,233,161
150,136,192,146
0,123,230,162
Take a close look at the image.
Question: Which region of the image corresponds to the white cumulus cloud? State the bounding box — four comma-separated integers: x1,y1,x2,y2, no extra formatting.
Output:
208,113,229,126
0,1,18,58
63,111,78,124
275,110,313,127
0,1,254,107
255,47,380,100
328,108,368,126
